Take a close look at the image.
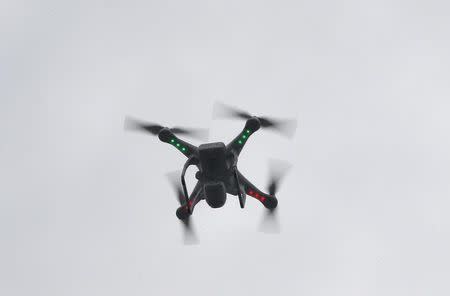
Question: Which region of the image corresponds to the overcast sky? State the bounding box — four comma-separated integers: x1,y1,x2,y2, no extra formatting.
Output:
1,0,450,295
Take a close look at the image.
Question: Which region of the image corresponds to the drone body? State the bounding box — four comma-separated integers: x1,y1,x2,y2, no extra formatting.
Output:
126,103,295,223
160,117,277,220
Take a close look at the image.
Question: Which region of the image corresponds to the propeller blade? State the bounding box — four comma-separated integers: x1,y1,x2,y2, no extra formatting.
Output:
167,171,199,244
213,102,298,138
260,159,291,234
170,127,209,141
125,117,209,141
180,218,199,245
259,116,298,138
212,102,252,120
166,171,185,206
267,159,292,195
124,117,163,135
259,208,280,234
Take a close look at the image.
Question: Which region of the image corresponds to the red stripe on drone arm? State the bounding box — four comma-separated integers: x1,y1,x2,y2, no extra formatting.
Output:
245,187,271,203
237,171,271,203
187,182,203,212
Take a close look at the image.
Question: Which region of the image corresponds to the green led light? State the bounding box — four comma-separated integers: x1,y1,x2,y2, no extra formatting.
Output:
246,130,251,134
242,135,247,139
170,139,175,143
238,140,242,144
176,143,180,147
182,147,186,151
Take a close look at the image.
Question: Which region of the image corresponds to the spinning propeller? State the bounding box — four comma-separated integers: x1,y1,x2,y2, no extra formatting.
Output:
124,117,209,141
213,102,298,138
260,159,292,233
166,171,198,245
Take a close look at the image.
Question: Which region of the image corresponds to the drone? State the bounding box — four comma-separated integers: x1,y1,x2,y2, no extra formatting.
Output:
125,102,296,231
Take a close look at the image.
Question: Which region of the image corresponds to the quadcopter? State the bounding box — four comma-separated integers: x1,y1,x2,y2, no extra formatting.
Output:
125,102,296,227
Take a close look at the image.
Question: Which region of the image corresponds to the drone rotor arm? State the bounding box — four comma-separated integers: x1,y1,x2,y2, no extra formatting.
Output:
236,170,278,209
158,128,198,159
176,181,204,220
226,117,261,158
188,181,204,213
181,156,199,214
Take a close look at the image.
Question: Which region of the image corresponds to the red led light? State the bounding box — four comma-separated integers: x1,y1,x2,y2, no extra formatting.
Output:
247,190,268,202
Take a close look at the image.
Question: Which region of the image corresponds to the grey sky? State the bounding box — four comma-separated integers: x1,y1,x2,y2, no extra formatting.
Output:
1,1,450,295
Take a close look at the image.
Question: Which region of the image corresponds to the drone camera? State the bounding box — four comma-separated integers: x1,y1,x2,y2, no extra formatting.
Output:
204,181,227,208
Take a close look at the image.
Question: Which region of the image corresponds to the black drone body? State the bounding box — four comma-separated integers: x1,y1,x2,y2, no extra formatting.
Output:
160,117,277,220
126,103,296,223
